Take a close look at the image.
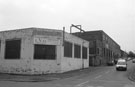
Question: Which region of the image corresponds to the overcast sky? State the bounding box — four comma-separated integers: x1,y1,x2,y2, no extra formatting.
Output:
0,0,135,52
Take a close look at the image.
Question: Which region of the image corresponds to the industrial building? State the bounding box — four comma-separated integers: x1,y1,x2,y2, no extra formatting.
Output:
121,50,128,58
0,28,89,74
73,30,121,66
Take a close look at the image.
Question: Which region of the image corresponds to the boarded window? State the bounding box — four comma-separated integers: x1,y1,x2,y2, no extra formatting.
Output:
89,48,96,54
0,40,1,52
34,44,56,60
5,39,21,59
103,48,105,57
82,47,87,59
96,48,99,55
64,41,72,57
74,44,81,58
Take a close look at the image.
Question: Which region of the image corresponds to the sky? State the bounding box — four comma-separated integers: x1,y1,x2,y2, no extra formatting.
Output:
0,0,135,52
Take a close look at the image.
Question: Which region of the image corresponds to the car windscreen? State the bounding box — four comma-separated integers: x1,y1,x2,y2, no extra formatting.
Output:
117,62,126,65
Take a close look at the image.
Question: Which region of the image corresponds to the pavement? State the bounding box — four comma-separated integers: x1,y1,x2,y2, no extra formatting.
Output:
0,65,135,82
128,65,135,82
0,66,103,82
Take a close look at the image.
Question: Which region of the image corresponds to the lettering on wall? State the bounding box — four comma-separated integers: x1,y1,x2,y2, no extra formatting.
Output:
34,37,61,45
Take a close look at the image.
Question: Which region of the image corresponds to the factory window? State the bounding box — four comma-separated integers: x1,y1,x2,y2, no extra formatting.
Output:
64,41,72,57
82,47,87,59
96,48,99,55
109,50,111,58
74,44,81,58
103,48,106,57
0,40,1,52
89,48,95,54
5,39,21,59
34,44,56,60
103,35,105,41
107,49,109,57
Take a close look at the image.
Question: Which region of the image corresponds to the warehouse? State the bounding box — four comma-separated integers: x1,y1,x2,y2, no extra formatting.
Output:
0,28,89,74
73,30,121,66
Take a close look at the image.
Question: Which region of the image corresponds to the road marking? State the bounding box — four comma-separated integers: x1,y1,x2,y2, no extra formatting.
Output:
131,81,135,85
95,75,102,79
86,86,94,87
105,71,110,74
86,86,104,87
124,84,135,87
76,80,89,86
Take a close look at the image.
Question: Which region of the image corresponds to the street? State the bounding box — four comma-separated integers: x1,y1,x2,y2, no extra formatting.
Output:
0,60,135,87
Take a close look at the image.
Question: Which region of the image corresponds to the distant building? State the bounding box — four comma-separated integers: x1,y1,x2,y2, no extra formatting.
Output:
0,28,89,74
73,30,121,66
121,50,128,58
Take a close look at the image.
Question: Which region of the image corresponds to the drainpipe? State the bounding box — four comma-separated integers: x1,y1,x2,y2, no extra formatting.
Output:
63,27,65,46
94,40,97,66
82,41,84,69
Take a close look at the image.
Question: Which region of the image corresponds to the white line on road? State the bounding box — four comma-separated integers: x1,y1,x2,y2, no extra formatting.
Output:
76,80,89,87
94,75,102,79
82,85,104,87
105,71,110,74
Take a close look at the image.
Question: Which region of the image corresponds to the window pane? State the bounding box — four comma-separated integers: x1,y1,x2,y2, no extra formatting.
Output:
0,40,1,52
82,47,87,59
64,41,72,57
96,48,99,54
34,44,56,60
89,48,96,54
74,44,81,58
5,39,21,59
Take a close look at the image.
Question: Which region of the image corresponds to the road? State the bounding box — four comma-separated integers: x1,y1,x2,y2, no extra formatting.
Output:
0,60,135,87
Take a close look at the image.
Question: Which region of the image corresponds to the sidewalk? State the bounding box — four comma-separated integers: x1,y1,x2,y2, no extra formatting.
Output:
128,66,135,82
0,67,101,82
1,66,134,82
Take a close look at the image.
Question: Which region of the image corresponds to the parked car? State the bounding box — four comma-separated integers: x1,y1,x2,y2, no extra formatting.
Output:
132,59,135,63
127,57,131,61
114,59,118,64
116,59,127,71
107,60,114,66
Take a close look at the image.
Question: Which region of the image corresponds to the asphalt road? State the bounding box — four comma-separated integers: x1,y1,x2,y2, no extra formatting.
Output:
0,60,135,87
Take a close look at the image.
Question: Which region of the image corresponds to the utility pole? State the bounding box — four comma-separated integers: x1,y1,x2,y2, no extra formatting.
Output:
63,27,65,46
70,24,85,33
70,24,86,69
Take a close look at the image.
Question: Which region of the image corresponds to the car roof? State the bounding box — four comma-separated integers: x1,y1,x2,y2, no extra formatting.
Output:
118,59,126,62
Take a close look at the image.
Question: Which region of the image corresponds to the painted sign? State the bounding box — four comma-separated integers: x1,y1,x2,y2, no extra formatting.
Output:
34,37,61,45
